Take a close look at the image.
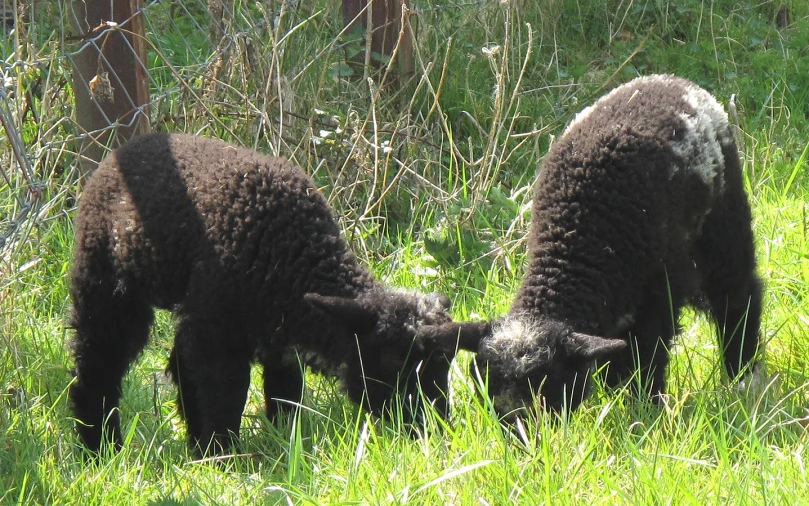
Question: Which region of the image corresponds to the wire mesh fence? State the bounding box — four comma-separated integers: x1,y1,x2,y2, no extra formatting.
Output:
0,83,42,258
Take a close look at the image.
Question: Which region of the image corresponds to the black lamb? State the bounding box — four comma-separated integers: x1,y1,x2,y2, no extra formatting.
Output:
69,133,479,455
430,75,763,416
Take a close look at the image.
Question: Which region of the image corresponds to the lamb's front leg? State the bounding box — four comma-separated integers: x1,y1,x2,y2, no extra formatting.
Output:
601,335,669,403
607,289,681,403
260,351,305,420
70,273,155,453
171,314,252,456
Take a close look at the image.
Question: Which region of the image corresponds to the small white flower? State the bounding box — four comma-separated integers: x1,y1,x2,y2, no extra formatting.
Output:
482,44,501,57
413,266,439,277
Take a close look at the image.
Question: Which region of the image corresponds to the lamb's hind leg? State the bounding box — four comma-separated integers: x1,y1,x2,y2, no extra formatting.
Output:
717,276,762,379
696,152,763,380
70,269,153,453
170,313,252,456
697,222,762,379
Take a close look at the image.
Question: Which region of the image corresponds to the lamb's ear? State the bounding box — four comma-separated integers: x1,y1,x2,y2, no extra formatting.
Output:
567,332,627,360
420,321,491,353
304,293,376,334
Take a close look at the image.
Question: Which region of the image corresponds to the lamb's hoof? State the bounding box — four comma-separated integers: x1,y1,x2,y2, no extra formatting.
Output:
736,361,775,398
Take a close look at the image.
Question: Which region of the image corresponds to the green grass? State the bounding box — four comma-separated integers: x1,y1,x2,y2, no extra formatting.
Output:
2,0,809,504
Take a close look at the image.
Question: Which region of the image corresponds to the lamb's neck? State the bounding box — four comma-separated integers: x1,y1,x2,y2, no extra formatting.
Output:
511,258,625,335
300,250,378,298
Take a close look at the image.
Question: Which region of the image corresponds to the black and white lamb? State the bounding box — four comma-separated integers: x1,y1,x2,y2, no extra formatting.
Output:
431,75,763,416
69,133,479,455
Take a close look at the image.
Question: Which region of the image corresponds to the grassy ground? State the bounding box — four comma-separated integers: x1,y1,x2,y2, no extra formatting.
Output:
2,0,808,504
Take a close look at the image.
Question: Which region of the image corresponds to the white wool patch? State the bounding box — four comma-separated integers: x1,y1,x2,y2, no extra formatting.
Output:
562,75,730,195
111,223,120,255
382,287,449,328
415,290,447,318
669,82,729,192
482,314,553,375
563,102,598,136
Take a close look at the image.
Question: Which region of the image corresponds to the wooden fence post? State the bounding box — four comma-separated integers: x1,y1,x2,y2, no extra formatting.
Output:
207,0,234,45
342,0,414,84
69,0,150,175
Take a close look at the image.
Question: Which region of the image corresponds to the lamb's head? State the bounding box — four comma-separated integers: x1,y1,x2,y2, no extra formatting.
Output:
304,289,489,424
472,315,627,418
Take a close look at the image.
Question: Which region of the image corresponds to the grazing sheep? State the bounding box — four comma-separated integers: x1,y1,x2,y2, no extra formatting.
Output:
69,133,477,455
430,75,763,417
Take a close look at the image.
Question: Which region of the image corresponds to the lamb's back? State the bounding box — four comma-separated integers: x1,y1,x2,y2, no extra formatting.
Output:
76,133,371,309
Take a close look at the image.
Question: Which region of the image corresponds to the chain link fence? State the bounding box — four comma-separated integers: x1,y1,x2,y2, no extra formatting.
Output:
0,82,42,258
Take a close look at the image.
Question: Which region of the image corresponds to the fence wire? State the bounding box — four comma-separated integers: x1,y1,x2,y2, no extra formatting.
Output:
0,58,47,269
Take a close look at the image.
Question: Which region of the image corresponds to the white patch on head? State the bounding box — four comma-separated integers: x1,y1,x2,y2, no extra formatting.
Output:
669,81,730,193
381,287,451,329
482,314,553,376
